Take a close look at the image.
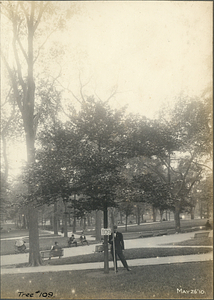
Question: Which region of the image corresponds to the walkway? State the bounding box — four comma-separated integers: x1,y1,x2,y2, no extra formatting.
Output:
1,230,212,274
1,253,212,275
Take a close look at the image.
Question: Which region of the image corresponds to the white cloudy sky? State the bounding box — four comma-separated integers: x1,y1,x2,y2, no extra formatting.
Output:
55,1,212,117
3,1,213,176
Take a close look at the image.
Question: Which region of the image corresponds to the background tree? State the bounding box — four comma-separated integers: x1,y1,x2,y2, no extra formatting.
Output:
160,96,212,230
194,175,213,219
119,201,134,232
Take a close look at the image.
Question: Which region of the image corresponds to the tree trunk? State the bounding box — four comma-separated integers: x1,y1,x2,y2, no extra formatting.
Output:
206,203,210,218
137,213,140,225
73,215,76,233
95,210,102,241
141,214,144,223
28,205,42,266
190,206,194,220
26,214,29,229
120,212,123,224
200,202,203,219
110,208,115,228
23,215,26,229
53,203,58,235
83,217,86,230
174,203,181,232
26,133,42,266
63,202,68,238
125,215,128,232
160,209,164,222
87,215,91,226
137,206,141,225
152,206,156,222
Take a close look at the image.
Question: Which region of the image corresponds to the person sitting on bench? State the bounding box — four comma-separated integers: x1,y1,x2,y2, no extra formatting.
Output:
15,239,26,252
68,234,77,247
205,220,212,230
80,232,89,245
49,242,62,259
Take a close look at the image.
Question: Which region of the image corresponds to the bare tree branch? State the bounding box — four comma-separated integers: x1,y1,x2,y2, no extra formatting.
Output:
33,2,49,32
33,29,56,64
182,153,196,182
1,53,24,115
192,161,213,171
186,171,202,194
1,87,13,107
12,16,26,94
19,2,30,23
159,156,183,177
104,88,117,104
1,101,16,136
79,73,86,103
16,20,28,62
56,80,82,104
143,163,167,183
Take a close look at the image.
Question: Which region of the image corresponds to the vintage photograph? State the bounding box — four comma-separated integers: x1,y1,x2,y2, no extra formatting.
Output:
1,1,213,299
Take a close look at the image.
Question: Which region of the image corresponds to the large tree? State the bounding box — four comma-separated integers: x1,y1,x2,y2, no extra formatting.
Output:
154,95,213,230
120,95,212,231
39,97,130,272
1,1,74,265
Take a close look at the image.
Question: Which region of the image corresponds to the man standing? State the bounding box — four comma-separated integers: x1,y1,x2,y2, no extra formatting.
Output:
109,225,131,272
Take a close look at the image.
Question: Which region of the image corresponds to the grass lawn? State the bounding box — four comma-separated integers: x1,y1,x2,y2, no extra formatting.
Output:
46,247,212,266
0,235,97,255
1,261,213,299
170,237,213,247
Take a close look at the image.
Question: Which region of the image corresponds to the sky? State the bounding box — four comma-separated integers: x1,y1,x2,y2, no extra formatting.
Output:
2,1,213,177
55,1,212,117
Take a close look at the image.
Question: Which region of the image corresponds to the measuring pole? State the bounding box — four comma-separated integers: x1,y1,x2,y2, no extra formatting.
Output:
112,230,117,273
103,204,109,274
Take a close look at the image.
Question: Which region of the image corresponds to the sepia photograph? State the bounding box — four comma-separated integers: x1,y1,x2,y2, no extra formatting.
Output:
1,1,213,299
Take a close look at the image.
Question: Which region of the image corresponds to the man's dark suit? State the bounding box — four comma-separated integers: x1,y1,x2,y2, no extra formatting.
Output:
109,231,129,271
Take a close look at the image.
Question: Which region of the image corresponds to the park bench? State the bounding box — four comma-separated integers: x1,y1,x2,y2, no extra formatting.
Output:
194,232,210,239
158,230,167,236
95,244,111,253
152,230,167,237
40,249,64,260
139,231,154,238
167,229,176,235
192,226,206,231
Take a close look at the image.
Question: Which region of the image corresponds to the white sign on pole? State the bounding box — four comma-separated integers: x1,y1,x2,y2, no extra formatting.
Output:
101,228,111,235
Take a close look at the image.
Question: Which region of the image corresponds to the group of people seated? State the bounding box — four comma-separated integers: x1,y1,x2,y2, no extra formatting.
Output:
49,233,88,259
68,232,89,247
